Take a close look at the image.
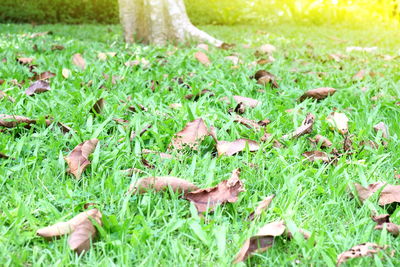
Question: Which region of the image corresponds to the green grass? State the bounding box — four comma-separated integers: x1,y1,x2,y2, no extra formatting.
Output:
0,22,399,266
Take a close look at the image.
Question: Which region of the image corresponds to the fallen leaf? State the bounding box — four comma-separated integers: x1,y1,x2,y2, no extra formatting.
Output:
37,209,101,240
128,176,199,194
210,126,259,156
0,91,15,102
184,169,244,213
257,44,276,54
67,210,102,254
327,112,349,135
0,114,37,128
221,95,260,108
234,114,261,130
62,68,71,79
372,214,399,236
51,45,65,51
359,140,380,149
343,135,353,152
299,87,336,102
29,31,52,38
194,51,210,66
225,56,240,65
248,195,275,221
373,122,389,139
72,53,86,69
309,134,332,148
254,70,279,88
170,118,208,150
184,89,214,100
337,243,387,266
353,69,367,80
97,52,116,61
354,182,400,205
17,57,33,65
169,103,182,109
65,139,99,179
0,152,10,159
121,168,143,175
197,43,208,51
329,53,346,62
302,151,330,163
283,113,315,139
219,43,235,50
90,98,105,115
124,58,150,68
31,71,56,81
25,80,51,96
233,220,285,263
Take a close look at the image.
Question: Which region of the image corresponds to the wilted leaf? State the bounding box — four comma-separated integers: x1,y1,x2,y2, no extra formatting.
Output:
337,243,388,266
233,220,286,263
234,114,261,130
353,69,367,80
327,112,349,135
170,118,208,149
25,80,51,96
256,44,276,54
97,52,116,61
372,214,399,236
354,182,400,205
37,209,101,240
65,139,99,179
169,103,182,109
184,89,213,100
31,71,56,81
254,70,279,88
90,98,105,115
373,122,389,139
17,57,33,65
302,151,330,163
221,95,260,108
128,176,199,194
194,51,210,66
248,195,275,221
309,134,332,148
51,45,65,51
343,135,353,152
0,114,37,128
210,126,259,156
72,53,86,69
219,43,235,50
62,68,71,79
283,113,315,139
225,56,240,65
184,169,244,213
124,58,150,68
299,87,336,102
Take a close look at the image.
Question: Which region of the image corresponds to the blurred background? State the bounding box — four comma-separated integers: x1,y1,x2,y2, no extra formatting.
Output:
1,0,399,26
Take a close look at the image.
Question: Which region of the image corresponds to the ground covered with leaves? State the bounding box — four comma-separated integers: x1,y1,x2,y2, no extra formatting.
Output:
0,23,400,266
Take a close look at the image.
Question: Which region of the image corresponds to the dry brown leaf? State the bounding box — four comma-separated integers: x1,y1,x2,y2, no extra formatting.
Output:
51,45,65,51
225,56,240,65
0,114,37,128
256,44,276,54
233,220,285,263
65,139,98,179
254,70,279,88
283,113,315,139
62,68,71,79
184,89,214,100
354,182,400,205
170,118,208,150
184,169,244,213
17,57,33,65
169,103,182,109
128,176,199,194
25,80,51,96
353,69,367,80
302,151,330,163
0,91,15,102
72,53,86,69
374,122,389,141
194,51,210,66
299,87,336,102
337,243,388,266
248,195,275,221
309,134,332,148
97,52,116,61
234,114,261,130
219,43,235,50
372,214,399,236
359,140,380,149
221,95,260,108
37,209,101,240
90,98,105,115
327,112,349,135
31,71,56,81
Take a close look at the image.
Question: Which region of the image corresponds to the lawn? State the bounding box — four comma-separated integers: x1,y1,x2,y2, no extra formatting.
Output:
0,22,400,266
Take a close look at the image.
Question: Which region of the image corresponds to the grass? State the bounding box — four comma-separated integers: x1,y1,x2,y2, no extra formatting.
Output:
0,22,400,266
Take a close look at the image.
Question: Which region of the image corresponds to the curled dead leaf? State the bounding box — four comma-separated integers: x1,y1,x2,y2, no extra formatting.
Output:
25,80,51,96
221,95,260,108
17,57,33,65
210,126,259,156
62,68,71,79
31,71,56,81
184,169,244,213
0,114,37,128
233,220,285,263
248,195,275,221
234,114,261,130
254,70,279,88
184,89,213,100
302,151,330,163
309,134,332,148
65,139,99,179
299,87,336,102
128,176,199,194
372,214,399,236
354,182,400,206
194,51,210,66
72,53,86,69
373,122,389,145
327,112,349,135
0,91,15,102
90,98,105,115
337,243,388,266
170,118,208,150
283,113,315,139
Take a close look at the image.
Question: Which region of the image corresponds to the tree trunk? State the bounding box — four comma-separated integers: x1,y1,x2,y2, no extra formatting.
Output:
118,0,222,46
